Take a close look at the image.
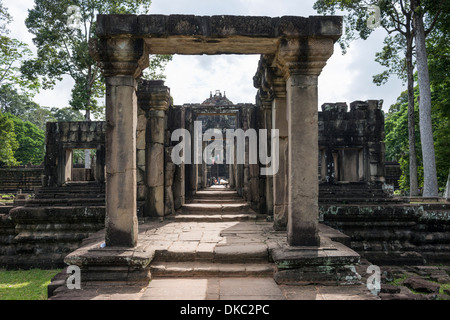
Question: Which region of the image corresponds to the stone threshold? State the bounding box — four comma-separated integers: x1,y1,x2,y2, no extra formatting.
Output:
60,220,361,288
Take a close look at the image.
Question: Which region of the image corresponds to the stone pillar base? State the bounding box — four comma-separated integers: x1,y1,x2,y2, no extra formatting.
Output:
271,225,361,286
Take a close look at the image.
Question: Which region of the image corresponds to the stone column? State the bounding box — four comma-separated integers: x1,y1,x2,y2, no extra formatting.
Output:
259,93,274,216
276,38,335,246
272,93,288,231
265,60,288,231
137,80,170,218
170,106,185,209
90,37,149,247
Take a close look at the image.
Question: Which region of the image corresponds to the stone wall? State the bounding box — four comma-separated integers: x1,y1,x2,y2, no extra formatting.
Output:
0,206,105,269
44,121,106,188
318,100,385,186
0,166,44,193
321,203,450,265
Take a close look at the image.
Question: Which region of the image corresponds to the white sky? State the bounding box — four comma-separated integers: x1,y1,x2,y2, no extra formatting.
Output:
4,0,406,111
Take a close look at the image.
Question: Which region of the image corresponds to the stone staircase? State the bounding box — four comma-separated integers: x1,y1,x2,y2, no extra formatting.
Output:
25,182,105,207
172,188,258,222
151,187,275,278
3,182,106,269
319,183,406,205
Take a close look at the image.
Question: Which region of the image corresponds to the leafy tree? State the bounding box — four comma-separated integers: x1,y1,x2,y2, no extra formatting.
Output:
0,0,11,35
22,0,172,121
0,0,39,96
314,0,447,196
0,112,19,167
4,113,45,165
50,107,84,122
386,18,450,194
0,86,54,130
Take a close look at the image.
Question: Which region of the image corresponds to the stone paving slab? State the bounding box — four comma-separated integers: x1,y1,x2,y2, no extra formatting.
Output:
51,276,378,300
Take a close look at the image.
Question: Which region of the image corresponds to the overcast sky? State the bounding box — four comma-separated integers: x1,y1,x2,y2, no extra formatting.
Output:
4,0,406,112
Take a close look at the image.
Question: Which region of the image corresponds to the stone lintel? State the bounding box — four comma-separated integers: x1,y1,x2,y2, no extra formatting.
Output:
94,14,342,55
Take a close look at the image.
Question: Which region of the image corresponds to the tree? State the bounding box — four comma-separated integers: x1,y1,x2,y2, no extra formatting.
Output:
22,0,172,121
410,0,447,197
0,86,54,130
0,112,19,167
50,107,84,122
4,113,45,165
313,0,446,196
0,0,39,96
0,0,11,35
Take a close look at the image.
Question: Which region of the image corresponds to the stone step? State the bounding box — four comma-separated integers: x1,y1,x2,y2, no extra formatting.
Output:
153,242,270,264
319,198,405,204
25,198,105,207
421,203,450,211
150,262,275,278
171,213,259,222
36,193,105,199
180,203,250,213
194,191,240,199
190,198,245,204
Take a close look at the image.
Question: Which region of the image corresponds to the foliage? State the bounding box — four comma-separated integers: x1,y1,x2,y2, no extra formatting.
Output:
0,112,19,166
21,0,171,120
0,0,12,35
4,113,45,165
0,269,61,300
0,86,85,130
0,1,39,96
385,81,450,193
314,0,448,196
50,107,84,122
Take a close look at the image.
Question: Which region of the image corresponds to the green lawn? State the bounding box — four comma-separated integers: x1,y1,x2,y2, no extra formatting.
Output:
0,269,61,300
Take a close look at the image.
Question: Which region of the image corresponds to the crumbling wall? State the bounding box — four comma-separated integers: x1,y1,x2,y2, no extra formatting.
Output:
44,122,106,187
321,203,450,265
0,166,44,193
319,100,385,186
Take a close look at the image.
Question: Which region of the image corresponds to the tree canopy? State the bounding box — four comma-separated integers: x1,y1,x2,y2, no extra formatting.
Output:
21,0,171,120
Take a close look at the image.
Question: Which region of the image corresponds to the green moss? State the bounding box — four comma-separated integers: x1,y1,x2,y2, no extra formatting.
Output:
388,273,408,286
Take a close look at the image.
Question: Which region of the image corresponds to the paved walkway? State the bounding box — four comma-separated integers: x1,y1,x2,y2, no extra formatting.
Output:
49,186,378,301
50,276,377,300
49,218,378,300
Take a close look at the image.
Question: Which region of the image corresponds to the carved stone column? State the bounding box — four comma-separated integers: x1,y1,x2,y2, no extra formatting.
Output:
264,59,289,231
137,80,170,218
276,38,335,246
90,37,149,247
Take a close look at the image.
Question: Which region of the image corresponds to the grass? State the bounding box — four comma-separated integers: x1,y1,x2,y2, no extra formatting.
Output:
0,194,15,204
388,273,450,298
388,273,408,286
0,269,61,300
439,283,450,295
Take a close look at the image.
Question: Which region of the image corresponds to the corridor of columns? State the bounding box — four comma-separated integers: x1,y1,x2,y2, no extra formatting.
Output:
52,14,372,296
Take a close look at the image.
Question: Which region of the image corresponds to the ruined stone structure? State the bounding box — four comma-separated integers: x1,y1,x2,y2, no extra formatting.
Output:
87,14,343,249
0,165,44,194
1,14,449,289
43,121,106,187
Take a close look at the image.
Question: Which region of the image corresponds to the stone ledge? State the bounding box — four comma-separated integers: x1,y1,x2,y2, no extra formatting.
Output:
63,230,154,285
271,234,361,286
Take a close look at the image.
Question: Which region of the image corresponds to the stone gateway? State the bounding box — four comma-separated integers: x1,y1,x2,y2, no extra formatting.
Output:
89,14,342,248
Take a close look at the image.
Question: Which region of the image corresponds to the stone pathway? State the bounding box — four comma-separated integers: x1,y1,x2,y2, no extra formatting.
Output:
47,187,380,301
